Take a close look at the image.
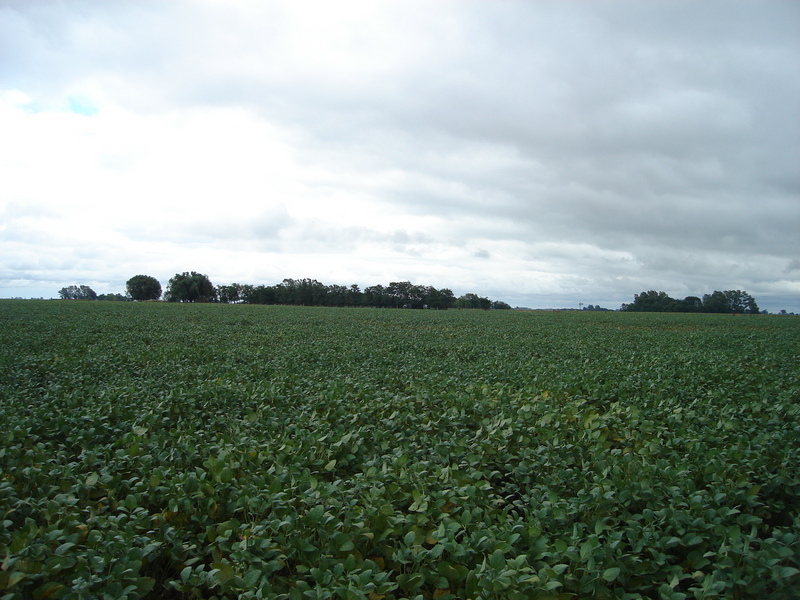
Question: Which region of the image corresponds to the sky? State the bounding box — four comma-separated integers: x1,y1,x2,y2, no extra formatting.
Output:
1,1,798,312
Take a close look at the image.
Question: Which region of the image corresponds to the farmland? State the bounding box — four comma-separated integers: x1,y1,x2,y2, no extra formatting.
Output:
0,301,798,599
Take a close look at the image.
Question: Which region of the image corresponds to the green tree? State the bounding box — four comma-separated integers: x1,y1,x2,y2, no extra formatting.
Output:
622,290,675,312
457,293,491,310
703,290,760,313
59,285,97,300
425,287,456,310
126,275,162,301
682,296,703,312
722,290,759,314
164,272,216,303
217,283,244,304
702,290,729,313
274,278,327,305
347,284,363,307
241,284,277,305
387,281,425,308
744,294,760,314
624,290,760,313
364,284,387,307
325,284,349,307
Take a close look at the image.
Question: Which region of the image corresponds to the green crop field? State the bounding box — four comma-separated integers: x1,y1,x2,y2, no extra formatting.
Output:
0,301,798,600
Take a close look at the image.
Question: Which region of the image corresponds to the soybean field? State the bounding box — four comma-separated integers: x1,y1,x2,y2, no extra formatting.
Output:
0,301,798,599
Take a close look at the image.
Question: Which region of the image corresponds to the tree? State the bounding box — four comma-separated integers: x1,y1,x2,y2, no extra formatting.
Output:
457,293,491,310
682,296,703,312
623,290,760,313
701,290,758,314
325,284,349,307
723,290,759,314
164,272,216,303
217,283,244,304
126,275,162,301
387,281,425,308
622,290,675,312
226,277,504,310
245,284,277,305
59,285,97,300
274,278,327,305
364,285,387,307
425,287,456,310
702,290,729,313
347,284,363,307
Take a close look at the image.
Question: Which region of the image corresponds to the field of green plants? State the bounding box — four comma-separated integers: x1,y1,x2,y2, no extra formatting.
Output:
1,301,798,600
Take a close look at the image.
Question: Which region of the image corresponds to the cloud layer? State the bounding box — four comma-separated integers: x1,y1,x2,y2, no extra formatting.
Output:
1,1,798,310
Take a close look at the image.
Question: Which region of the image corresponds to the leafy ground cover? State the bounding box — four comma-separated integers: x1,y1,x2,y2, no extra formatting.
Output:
0,301,798,599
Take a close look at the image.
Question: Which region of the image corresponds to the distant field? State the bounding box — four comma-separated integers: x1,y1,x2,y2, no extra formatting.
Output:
0,300,798,599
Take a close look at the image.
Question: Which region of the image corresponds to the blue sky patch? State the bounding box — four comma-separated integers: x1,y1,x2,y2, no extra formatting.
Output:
66,96,99,116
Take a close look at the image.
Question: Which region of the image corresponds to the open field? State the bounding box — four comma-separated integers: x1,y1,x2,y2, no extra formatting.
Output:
0,301,798,599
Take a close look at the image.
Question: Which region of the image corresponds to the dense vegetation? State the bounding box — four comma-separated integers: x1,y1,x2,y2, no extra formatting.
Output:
183,275,509,310
621,291,759,314
0,301,798,599
57,286,98,301
126,276,162,302
60,274,511,309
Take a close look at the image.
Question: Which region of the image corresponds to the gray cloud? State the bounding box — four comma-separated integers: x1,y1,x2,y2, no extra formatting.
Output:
0,1,798,311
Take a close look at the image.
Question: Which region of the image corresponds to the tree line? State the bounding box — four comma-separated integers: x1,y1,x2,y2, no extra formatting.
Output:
621,290,760,314
59,278,765,314
61,273,512,310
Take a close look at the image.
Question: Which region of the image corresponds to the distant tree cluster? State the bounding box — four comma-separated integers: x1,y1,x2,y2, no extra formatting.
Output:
582,304,611,311
157,273,509,309
58,288,130,302
58,285,97,300
58,276,163,302
621,290,760,314
217,277,509,310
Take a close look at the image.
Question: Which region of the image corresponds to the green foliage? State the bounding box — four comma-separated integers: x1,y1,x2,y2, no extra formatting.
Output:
703,290,760,315
126,275,162,301
226,279,463,309
97,293,128,302
164,271,216,303
623,290,760,314
0,302,798,599
456,293,491,310
58,285,97,300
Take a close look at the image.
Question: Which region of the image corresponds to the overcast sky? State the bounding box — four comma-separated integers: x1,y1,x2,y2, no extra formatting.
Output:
1,1,798,311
